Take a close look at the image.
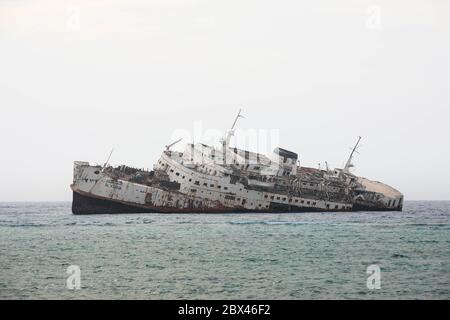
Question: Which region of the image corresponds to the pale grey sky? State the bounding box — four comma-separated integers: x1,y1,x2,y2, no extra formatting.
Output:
1,0,449,201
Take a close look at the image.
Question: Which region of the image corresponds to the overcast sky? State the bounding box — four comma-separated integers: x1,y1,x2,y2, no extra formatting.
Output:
1,0,449,201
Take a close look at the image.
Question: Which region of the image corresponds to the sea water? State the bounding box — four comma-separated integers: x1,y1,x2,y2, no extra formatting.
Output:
0,201,449,299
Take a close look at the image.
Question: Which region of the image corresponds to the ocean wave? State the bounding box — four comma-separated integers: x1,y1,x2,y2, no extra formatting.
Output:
229,220,316,226
1,222,49,228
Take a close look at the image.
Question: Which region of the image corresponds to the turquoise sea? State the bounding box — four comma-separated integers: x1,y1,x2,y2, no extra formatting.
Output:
0,201,449,299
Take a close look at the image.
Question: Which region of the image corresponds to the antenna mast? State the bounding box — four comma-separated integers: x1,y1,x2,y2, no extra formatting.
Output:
102,148,114,171
230,108,244,131
343,136,362,173
222,109,245,163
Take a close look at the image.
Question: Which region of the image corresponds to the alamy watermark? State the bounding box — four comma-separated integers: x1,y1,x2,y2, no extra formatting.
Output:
170,121,280,154
66,5,81,31
366,5,382,31
66,265,81,290
167,120,282,167
366,264,381,290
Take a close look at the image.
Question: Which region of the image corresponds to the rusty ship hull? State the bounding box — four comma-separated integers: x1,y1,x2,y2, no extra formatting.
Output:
71,187,356,215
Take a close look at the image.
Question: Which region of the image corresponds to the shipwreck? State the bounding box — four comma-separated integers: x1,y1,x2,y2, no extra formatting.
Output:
71,111,403,214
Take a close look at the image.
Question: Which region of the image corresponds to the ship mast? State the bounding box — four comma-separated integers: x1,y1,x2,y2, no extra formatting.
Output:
222,109,245,164
101,148,114,172
343,136,361,174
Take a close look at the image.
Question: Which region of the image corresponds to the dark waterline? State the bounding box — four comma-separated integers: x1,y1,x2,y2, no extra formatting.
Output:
0,201,449,299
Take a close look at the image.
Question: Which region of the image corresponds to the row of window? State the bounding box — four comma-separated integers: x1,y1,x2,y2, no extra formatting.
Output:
167,164,234,191
188,187,262,207
262,193,350,210
263,194,317,206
